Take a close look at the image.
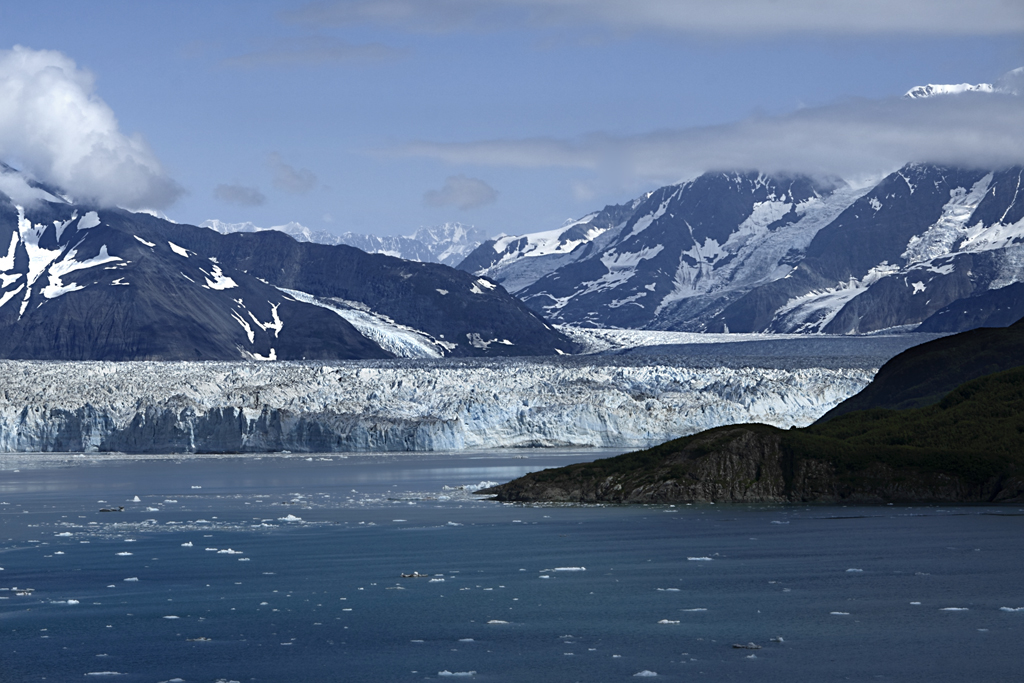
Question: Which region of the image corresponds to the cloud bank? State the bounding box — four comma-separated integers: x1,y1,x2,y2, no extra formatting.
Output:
0,45,182,209
423,174,498,209
269,153,318,194
214,184,266,206
289,0,1024,36
401,87,1024,185
224,35,400,68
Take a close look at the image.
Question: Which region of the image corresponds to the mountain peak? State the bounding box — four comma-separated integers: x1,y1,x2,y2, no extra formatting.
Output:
904,82,994,99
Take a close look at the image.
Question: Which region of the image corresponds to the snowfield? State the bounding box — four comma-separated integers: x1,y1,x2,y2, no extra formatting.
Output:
0,358,874,453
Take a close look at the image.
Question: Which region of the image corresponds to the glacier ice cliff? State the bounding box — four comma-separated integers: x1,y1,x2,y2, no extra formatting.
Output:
0,358,874,454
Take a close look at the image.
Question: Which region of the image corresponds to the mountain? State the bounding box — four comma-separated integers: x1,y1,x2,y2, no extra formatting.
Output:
462,164,1024,335
457,197,645,293
0,168,573,360
904,83,995,98
817,316,1024,419
481,320,1024,505
204,219,485,267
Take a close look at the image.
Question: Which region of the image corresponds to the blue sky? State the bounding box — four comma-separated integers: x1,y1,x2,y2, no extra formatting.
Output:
0,1,1021,238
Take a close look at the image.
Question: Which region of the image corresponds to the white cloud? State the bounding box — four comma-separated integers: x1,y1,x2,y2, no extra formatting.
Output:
423,174,498,209
214,184,266,206
269,153,318,194
400,86,1024,185
0,45,182,209
288,0,1024,36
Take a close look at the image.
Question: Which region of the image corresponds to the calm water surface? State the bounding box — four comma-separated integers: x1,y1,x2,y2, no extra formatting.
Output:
1,450,1022,682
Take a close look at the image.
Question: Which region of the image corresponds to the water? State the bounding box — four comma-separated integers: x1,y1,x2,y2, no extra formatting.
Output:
1,450,1022,682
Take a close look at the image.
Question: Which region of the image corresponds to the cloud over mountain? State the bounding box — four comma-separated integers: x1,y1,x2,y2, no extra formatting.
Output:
402,81,1024,186
0,45,182,209
288,0,1024,36
423,174,498,210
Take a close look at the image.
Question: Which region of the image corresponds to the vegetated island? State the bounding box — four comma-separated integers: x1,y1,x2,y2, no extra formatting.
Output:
480,319,1024,504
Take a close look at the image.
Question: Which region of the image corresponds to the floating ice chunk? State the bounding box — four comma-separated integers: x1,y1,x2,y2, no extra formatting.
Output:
539,575,550,579
770,636,784,643
459,638,474,642
657,620,679,624
770,521,789,525
940,607,969,611
437,672,476,677
191,486,201,489
116,552,132,556
54,551,65,555
910,601,921,605
830,612,849,615
392,519,407,522
429,578,444,583
846,568,863,573
487,620,508,624
205,548,218,552
56,532,73,537
1000,607,1024,612
146,507,160,512
278,515,302,522
217,549,243,555
163,615,180,619
460,481,499,493
688,557,713,561
681,608,707,612
66,599,80,605
633,671,658,677
85,673,124,677
124,577,138,582
656,588,680,592
238,558,250,562
552,567,585,572
164,500,178,503
131,496,141,502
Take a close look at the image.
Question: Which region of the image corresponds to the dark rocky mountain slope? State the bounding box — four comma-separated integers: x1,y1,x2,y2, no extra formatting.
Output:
0,171,574,360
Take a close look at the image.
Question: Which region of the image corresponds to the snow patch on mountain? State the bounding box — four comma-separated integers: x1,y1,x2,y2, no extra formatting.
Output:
278,287,449,358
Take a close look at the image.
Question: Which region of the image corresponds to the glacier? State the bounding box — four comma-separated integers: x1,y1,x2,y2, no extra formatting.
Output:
0,358,874,454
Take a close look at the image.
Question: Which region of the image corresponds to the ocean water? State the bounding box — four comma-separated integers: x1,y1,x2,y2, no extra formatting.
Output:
1,450,1022,682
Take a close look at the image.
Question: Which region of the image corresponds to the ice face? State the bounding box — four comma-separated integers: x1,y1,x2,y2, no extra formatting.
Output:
0,357,874,454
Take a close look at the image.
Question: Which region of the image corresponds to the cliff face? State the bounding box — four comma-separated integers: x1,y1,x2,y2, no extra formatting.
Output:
484,425,1024,505
0,359,872,454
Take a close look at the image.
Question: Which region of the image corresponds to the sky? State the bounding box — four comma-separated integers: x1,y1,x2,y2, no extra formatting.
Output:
0,1,1021,239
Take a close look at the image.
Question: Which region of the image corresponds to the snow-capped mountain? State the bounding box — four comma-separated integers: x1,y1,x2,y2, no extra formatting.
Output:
463,164,1024,335
0,166,573,360
904,82,995,98
203,219,485,267
457,198,644,293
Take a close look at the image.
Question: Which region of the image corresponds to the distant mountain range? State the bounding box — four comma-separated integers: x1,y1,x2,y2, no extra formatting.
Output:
203,219,485,267
0,166,573,361
458,163,1024,335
